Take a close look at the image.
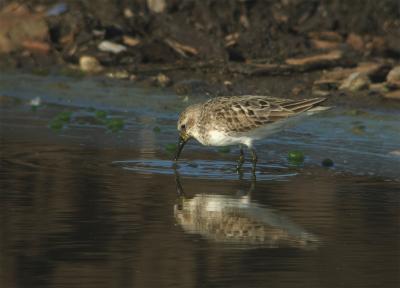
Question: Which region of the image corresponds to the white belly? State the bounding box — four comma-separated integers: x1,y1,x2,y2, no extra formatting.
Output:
205,130,253,147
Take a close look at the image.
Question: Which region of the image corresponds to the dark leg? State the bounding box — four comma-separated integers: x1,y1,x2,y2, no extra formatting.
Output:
250,148,258,173
236,146,245,173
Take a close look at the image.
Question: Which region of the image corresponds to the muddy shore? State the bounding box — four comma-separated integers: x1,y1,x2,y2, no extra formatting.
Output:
1,0,400,109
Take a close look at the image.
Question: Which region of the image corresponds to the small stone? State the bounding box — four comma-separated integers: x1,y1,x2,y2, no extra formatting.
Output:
310,39,340,50
386,66,400,87
370,83,389,93
106,70,130,79
383,90,400,100
225,33,240,47
292,86,304,96
321,158,334,167
240,14,250,28
147,0,166,13
123,8,134,18
22,40,50,54
224,80,232,87
346,33,364,51
156,73,171,87
79,55,103,73
286,50,342,66
123,35,141,47
30,97,41,107
98,41,127,54
339,72,370,91
366,36,386,53
308,31,343,42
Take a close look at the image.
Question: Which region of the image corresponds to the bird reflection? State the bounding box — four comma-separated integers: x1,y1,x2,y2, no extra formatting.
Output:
174,172,319,249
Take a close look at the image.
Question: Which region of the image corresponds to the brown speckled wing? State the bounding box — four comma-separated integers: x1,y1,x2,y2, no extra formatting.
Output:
202,96,325,133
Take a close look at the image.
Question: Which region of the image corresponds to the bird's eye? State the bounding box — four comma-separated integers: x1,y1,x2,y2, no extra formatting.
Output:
180,124,186,130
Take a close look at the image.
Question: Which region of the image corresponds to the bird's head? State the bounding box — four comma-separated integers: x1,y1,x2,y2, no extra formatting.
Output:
175,104,202,162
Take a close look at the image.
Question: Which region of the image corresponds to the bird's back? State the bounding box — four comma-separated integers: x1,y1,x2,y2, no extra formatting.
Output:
199,95,327,135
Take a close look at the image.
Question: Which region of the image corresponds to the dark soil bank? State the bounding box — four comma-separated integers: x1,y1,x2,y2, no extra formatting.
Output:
1,0,400,108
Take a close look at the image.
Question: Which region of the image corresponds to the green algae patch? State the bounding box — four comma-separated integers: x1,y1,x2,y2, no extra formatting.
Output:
49,111,73,131
288,150,305,165
106,118,124,132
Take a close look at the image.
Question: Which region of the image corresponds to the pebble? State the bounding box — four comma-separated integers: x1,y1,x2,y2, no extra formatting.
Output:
147,0,166,13
156,73,171,87
346,33,364,51
79,55,103,73
386,66,400,87
30,97,41,107
383,90,400,100
339,72,370,91
98,41,127,54
123,35,141,47
106,70,130,79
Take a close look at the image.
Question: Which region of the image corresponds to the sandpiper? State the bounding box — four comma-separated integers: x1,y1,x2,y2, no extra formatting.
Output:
174,95,328,172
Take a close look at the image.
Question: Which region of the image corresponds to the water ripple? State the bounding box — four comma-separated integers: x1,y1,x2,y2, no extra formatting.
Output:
113,159,298,180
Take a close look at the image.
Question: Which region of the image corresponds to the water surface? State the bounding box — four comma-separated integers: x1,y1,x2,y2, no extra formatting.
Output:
1,73,399,288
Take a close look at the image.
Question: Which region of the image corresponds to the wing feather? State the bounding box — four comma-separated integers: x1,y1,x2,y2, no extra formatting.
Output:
202,96,326,133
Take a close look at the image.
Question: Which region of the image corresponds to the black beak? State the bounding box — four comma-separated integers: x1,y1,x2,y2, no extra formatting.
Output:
174,135,189,162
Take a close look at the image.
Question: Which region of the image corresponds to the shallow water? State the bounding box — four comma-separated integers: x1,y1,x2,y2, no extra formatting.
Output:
1,73,399,288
